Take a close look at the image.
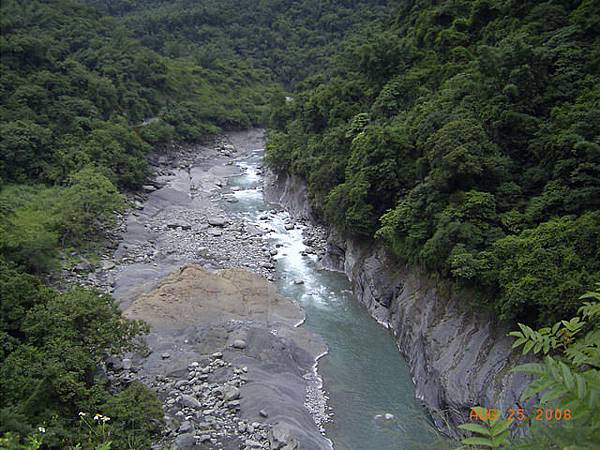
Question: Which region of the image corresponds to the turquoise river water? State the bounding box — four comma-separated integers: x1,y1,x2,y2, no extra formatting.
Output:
223,148,444,450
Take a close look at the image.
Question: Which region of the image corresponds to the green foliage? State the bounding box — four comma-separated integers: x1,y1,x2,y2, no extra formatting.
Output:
508,286,600,448
0,261,158,448
458,407,512,448
0,0,282,188
100,0,388,87
59,167,124,243
486,212,600,324
138,119,175,144
267,0,600,327
0,186,62,273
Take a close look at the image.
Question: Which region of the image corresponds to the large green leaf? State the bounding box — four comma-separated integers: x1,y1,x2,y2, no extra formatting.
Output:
462,436,496,447
459,422,491,436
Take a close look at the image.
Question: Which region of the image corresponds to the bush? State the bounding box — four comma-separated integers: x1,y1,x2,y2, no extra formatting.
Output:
58,167,124,244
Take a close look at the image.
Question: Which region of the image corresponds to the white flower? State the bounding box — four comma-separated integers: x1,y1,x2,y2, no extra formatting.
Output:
78,412,87,417
38,427,46,433
94,414,101,421
101,416,110,423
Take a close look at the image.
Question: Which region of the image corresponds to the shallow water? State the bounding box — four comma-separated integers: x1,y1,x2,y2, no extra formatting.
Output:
224,149,441,450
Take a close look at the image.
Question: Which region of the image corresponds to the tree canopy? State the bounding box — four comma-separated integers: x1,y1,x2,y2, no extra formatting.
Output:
267,0,600,327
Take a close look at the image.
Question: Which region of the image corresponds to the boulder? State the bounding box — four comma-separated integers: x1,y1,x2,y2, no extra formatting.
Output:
232,339,247,349
180,394,202,409
208,217,227,227
174,433,195,449
269,423,299,450
222,385,240,402
178,420,193,433
167,220,192,230
101,260,116,270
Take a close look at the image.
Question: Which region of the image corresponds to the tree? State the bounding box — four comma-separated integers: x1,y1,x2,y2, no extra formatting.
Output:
58,167,124,244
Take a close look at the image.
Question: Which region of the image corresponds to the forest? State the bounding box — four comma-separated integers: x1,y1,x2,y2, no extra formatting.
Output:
0,0,386,447
1,0,599,448
267,0,600,328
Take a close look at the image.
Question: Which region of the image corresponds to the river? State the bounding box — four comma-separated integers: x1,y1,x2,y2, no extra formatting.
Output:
222,145,442,450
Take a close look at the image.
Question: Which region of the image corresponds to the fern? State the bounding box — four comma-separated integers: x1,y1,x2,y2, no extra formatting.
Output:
508,285,600,446
459,407,512,449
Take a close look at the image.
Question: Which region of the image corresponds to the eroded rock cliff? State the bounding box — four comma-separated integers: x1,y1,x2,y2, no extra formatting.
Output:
265,169,535,437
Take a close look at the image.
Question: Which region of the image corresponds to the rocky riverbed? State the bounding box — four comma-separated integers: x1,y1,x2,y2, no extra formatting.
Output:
63,130,332,449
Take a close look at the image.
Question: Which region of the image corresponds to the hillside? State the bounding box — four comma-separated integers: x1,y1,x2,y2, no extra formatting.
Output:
267,0,600,327
1,0,599,448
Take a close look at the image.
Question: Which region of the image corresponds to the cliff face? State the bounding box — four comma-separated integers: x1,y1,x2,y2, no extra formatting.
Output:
265,170,534,437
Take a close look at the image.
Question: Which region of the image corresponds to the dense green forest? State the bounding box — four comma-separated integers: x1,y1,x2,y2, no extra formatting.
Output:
1,0,599,448
267,0,600,328
88,0,389,86
0,0,388,447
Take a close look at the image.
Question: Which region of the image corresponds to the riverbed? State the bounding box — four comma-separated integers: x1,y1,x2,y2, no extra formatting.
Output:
223,131,441,449
106,129,442,449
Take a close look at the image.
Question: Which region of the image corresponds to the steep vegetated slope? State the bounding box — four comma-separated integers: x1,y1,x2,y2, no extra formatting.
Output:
267,0,600,328
0,0,390,447
89,0,389,86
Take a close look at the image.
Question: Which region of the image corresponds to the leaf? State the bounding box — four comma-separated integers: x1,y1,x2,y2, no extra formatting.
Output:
560,361,575,389
540,386,567,404
462,437,496,447
523,340,535,355
490,418,512,436
575,375,587,400
459,423,491,436
512,337,527,348
513,363,545,375
491,430,510,447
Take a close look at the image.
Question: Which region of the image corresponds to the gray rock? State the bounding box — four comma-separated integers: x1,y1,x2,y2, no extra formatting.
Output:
284,224,294,230
209,229,222,237
143,185,157,193
101,260,116,270
167,220,192,230
259,409,268,418
122,358,132,371
174,432,195,449
180,394,201,409
269,423,298,450
161,352,171,359
208,217,226,227
178,420,193,433
74,260,93,272
222,385,240,401
232,339,247,349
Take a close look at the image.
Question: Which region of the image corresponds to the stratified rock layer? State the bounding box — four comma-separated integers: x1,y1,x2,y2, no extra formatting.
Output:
265,169,535,437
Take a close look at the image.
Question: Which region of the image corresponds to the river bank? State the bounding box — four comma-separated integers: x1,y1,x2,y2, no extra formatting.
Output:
65,130,331,449
64,128,441,450
264,170,537,439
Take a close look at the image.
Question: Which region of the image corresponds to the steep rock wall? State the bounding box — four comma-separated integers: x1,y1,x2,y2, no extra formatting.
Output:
265,169,534,437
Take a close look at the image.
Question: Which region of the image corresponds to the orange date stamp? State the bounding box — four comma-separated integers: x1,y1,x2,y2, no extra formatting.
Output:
470,407,572,422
